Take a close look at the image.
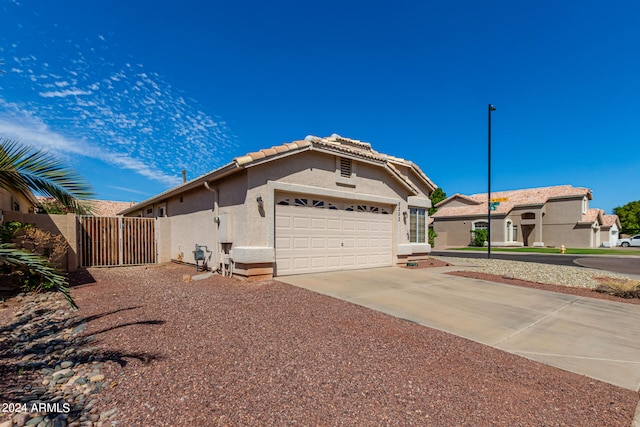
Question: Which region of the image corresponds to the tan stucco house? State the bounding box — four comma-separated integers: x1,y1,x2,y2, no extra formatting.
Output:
0,187,37,216
119,134,437,280
432,185,619,248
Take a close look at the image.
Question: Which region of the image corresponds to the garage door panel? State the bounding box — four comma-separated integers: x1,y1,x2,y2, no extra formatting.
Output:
341,255,356,267
276,216,291,228
311,218,326,229
311,238,326,249
275,237,291,250
342,220,355,230
328,219,341,230
293,237,309,249
293,258,309,269
276,195,393,276
293,217,309,229
327,256,341,267
311,257,327,268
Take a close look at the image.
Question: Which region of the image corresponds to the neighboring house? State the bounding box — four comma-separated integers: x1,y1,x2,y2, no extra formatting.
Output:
600,212,621,247
86,199,136,216
0,187,38,216
119,134,437,280
432,185,614,248
35,197,135,216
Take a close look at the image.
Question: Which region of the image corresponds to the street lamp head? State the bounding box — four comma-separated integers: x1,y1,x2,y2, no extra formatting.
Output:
489,104,496,111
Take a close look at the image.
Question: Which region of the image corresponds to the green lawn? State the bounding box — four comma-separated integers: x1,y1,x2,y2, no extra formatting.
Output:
448,247,640,256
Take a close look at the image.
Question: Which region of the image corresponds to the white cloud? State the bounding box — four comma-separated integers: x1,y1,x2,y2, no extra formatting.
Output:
0,104,180,187
39,88,92,98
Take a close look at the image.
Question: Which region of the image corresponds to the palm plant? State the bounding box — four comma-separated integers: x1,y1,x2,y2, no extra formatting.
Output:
0,139,95,308
0,139,94,215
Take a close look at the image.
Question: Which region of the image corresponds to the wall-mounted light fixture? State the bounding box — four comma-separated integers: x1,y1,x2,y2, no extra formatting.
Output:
402,211,408,222
256,196,264,209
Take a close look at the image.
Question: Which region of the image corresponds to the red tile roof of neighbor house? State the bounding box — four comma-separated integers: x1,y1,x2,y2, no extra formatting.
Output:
601,212,620,228
580,208,602,224
432,185,592,218
36,197,135,216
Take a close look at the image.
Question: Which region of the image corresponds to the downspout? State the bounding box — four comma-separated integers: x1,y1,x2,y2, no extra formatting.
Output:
204,181,219,271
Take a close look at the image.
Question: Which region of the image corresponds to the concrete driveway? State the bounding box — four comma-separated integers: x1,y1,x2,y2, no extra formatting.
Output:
279,266,640,391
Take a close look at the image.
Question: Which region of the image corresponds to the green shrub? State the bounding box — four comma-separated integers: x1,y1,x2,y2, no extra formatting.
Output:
428,228,437,247
471,229,488,247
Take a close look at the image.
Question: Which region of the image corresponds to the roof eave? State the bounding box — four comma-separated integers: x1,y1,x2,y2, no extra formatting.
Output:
117,162,240,215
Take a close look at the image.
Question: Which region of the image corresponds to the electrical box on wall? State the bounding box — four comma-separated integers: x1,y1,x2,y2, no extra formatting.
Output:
217,213,233,243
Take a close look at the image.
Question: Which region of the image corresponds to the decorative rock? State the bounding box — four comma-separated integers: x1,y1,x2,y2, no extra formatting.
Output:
26,416,45,426
89,374,104,383
2,293,118,427
14,413,30,427
99,408,118,420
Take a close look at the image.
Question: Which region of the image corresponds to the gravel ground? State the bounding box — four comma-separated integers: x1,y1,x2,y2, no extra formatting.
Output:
433,256,635,289
52,263,640,426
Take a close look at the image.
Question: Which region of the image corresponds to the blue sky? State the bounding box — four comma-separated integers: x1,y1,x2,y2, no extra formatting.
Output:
1,0,638,213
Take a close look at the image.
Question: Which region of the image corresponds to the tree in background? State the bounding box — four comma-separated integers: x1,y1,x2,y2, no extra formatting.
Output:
429,187,447,216
428,188,447,246
613,200,640,235
0,139,95,308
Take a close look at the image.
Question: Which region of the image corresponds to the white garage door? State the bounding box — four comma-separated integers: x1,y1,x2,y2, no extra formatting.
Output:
275,194,393,276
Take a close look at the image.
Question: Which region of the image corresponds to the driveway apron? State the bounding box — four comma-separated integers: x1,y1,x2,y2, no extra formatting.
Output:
279,267,640,391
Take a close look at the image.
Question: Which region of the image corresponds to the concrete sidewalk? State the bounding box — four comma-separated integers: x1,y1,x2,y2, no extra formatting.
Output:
279,266,640,391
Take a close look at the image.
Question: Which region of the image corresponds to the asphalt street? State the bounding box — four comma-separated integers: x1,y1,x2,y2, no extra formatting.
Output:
431,250,640,276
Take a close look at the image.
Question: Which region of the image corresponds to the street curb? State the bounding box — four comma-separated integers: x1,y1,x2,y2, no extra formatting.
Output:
632,398,640,427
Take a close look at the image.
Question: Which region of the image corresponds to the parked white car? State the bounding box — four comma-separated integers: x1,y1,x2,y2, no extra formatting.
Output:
617,234,640,247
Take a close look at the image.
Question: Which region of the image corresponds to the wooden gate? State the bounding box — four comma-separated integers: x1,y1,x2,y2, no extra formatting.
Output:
79,216,156,267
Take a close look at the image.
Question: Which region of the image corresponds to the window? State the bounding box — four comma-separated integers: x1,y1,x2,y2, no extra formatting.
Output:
582,197,588,214
312,200,325,208
472,221,488,230
409,208,426,243
157,207,165,217
146,208,153,215
277,198,290,206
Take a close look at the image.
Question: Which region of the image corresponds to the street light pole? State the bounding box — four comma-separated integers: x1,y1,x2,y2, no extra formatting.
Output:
488,104,496,259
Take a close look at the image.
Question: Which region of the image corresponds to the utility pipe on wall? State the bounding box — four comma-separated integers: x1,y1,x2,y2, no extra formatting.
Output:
204,181,220,271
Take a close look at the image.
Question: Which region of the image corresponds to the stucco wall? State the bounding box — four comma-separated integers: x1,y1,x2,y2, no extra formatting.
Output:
543,198,583,224
0,189,35,214
433,217,473,246
156,217,172,263
2,211,78,271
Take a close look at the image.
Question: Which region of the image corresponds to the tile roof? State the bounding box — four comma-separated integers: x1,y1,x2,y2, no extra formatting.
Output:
119,134,437,215
601,213,620,228
232,134,437,192
580,208,602,224
36,197,135,217
432,185,592,218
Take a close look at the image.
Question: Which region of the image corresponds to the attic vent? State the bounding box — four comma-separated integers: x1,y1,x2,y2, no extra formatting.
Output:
340,158,352,178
